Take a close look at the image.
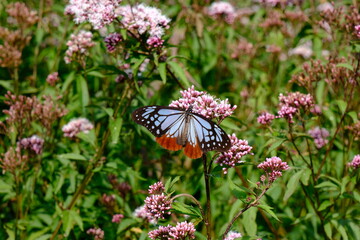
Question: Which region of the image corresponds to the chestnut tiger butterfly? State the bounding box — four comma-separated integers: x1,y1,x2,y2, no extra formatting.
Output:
131,105,231,159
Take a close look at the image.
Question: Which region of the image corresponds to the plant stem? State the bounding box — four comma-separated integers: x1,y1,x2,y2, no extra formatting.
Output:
222,186,270,239
202,154,212,240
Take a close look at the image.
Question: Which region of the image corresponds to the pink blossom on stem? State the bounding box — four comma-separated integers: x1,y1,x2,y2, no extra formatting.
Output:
277,92,314,123
355,25,360,38
148,181,165,195
104,33,122,52
349,155,360,169
64,30,95,64
257,111,275,125
112,214,124,223
277,105,298,123
18,135,44,154
148,225,172,239
216,134,253,174
170,86,237,121
207,2,237,24
308,127,329,149
257,156,289,183
144,193,172,220
62,118,94,138
169,221,196,240
86,227,104,240
65,0,121,29
0,146,28,174
134,205,157,224
224,231,242,240
46,72,59,86
146,36,164,48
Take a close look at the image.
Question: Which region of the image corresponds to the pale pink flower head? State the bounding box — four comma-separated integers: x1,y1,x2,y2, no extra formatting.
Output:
224,231,242,240
112,214,124,223
355,25,360,38
116,4,170,42
257,111,275,125
146,36,164,48
64,30,95,64
349,155,360,169
169,221,196,240
134,205,157,224
170,86,237,121
18,135,44,154
86,227,104,240
277,92,314,123
104,33,122,52
216,134,253,174
0,146,28,174
144,193,172,220
207,1,237,24
288,41,313,59
148,225,172,240
65,0,121,29
148,181,165,195
308,127,329,149
62,118,94,138
46,72,59,86
257,156,289,183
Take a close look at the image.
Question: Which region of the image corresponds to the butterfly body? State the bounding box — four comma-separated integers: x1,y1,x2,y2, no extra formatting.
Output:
132,105,231,159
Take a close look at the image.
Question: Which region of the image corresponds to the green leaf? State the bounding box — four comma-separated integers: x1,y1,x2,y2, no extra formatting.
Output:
347,111,358,123
117,219,138,233
268,138,286,153
316,80,325,105
54,174,65,194
77,129,97,148
315,181,339,190
0,80,13,91
132,55,147,79
70,210,83,231
165,176,181,193
76,75,90,114
318,200,332,211
231,188,247,200
171,202,202,217
300,168,312,186
57,153,87,161
284,170,302,201
109,117,122,144
0,179,12,193
336,63,354,71
257,204,280,221
158,62,167,84
335,100,347,115
324,222,332,239
243,207,257,235
61,72,75,93
62,210,74,237
167,61,190,88
338,224,348,240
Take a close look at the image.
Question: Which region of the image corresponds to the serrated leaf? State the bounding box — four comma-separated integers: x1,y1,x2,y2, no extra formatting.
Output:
109,117,122,144
70,210,83,231
318,200,332,211
158,62,167,84
335,100,347,115
77,129,96,148
324,222,332,239
57,153,87,161
243,207,257,235
347,111,358,122
0,80,13,91
171,202,201,217
76,75,89,114
315,181,339,189
284,170,302,201
165,176,181,193
257,204,280,221
117,219,138,233
62,210,73,237
232,188,247,200
0,179,12,193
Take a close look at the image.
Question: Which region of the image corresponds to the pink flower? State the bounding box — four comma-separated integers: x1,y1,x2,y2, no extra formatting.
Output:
224,231,242,240
355,25,360,38
349,155,360,169
170,86,237,121
144,193,172,220
288,41,313,59
86,227,104,240
148,181,165,195
62,118,94,138
116,4,170,41
277,92,314,123
18,135,44,154
112,214,124,223
257,112,275,125
308,127,329,149
134,205,157,224
148,225,172,239
257,156,289,183
104,33,122,52
207,2,237,24
0,146,28,174
64,30,95,64
277,105,298,123
65,0,121,29
169,221,196,240
216,134,253,174
146,36,164,48
46,72,59,86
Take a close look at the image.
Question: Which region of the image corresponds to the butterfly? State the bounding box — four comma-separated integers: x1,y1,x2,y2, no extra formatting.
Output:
132,105,231,159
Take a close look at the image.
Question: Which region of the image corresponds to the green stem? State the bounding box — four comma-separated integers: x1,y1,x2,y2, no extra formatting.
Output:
202,154,212,240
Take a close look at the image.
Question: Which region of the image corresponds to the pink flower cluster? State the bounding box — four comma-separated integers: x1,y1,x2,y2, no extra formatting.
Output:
207,1,237,24
116,4,170,47
62,118,94,138
65,0,121,29
46,72,59,86
148,181,165,195
349,155,360,169
257,111,275,125
257,156,289,183
224,231,242,240
18,135,44,154
64,30,95,64
170,86,237,121
308,127,329,149
86,227,104,240
144,193,172,220
104,33,122,52
216,134,253,174
355,25,360,38
112,214,124,223
277,92,314,123
149,221,196,240
0,146,28,174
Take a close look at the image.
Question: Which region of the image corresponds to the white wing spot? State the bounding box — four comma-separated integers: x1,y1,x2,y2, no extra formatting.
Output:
156,129,160,134
150,117,154,121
